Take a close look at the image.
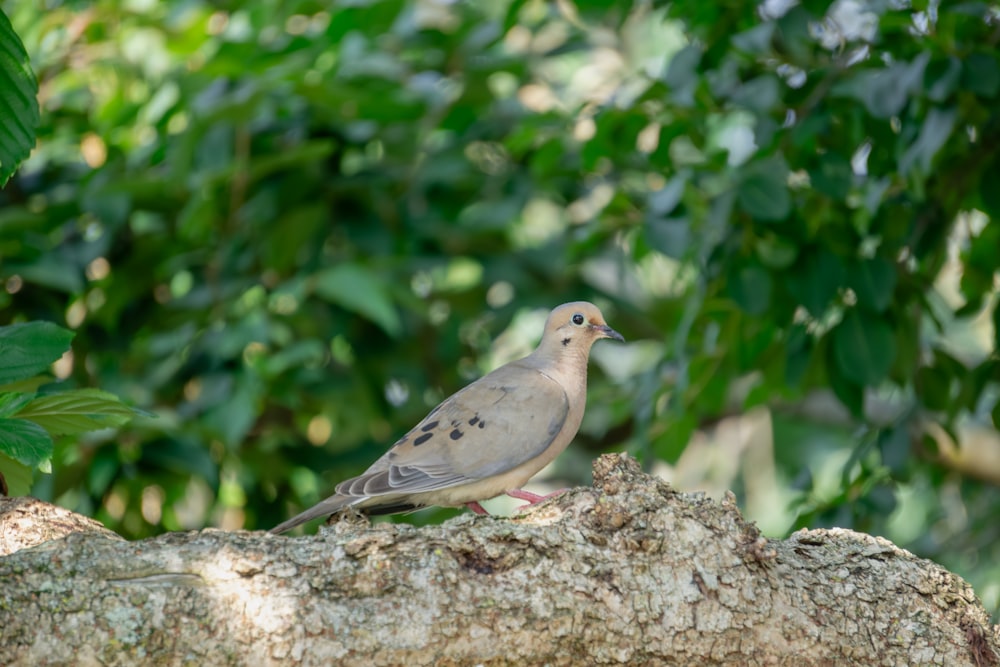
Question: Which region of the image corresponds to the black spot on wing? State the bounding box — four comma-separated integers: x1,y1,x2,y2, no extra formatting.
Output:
468,415,479,426
477,420,485,429
450,429,463,440
414,432,433,446
421,420,439,432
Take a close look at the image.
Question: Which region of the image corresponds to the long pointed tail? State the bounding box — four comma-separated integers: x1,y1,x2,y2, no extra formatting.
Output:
269,494,357,534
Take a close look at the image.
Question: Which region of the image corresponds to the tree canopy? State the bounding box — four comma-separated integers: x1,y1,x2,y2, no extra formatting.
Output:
1,0,998,618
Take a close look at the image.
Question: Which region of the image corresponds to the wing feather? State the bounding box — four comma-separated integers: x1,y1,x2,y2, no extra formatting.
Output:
334,362,569,500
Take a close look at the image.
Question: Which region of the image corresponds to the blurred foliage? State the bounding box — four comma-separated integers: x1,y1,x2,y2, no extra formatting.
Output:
0,321,146,496
1,0,999,615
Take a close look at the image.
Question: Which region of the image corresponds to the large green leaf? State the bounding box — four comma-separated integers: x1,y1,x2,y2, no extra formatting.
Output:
16,388,141,436
0,417,53,467
832,310,896,387
0,322,75,385
0,7,39,186
312,264,402,337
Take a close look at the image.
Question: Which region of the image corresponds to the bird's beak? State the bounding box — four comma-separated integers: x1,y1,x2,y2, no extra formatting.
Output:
593,324,624,342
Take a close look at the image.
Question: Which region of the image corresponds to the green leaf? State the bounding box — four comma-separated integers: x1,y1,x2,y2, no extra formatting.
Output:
916,365,951,412
141,437,218,485
730,75,780,112
826,346,865,418
0,391,33,417
962,52,1000,98
16,388,141,436
849,256,897,312
877,427,910,476
809,153,852,201
0,8,40,186
653,413,697,463
727,263,772,315
202,375,263,448
0,322,75,385
785,324,812,388
832,310,896,386
646,218,692,259
688,354,728,414
994,299,1000,352
925,57,962,102
312,264,402,337
754,234,798,269
834,52,928,119
86,445,121,497
731,23,775,55
0,451,33,496
663,44,701,106
737,159,790,221
787,249,845,317
0,417,53,467
647,174,686,216
0,376,50,394
898,108,956,176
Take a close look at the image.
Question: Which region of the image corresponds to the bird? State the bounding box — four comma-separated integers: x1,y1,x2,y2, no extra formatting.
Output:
269,301,624,534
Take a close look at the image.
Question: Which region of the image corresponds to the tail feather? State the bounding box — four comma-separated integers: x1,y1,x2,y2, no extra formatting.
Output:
269,494,357,534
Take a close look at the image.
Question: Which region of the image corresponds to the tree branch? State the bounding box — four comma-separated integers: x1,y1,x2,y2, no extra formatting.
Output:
1,454,997,666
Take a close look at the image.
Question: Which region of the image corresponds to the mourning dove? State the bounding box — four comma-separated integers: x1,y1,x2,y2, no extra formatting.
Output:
270,301,623,534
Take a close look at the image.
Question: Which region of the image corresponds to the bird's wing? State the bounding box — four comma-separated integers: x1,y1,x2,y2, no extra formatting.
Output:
336,362,569,499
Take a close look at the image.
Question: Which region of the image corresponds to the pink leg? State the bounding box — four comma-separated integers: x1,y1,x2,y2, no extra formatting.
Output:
506,488,567,511
465,501,489,515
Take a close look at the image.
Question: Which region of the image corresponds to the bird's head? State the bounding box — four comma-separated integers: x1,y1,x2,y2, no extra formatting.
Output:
539,301,624,357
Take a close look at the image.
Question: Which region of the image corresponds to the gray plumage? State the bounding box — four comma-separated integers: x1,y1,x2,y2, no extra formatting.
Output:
270,301,622,534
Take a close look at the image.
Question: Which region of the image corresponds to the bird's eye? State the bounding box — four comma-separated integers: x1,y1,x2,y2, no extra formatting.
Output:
571,313,585,326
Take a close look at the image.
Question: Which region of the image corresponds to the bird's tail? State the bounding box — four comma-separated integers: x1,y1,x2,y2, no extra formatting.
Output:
269,494,357,534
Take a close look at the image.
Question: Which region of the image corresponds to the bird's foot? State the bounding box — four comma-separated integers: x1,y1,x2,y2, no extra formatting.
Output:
465,501,490,515
507,488,567,512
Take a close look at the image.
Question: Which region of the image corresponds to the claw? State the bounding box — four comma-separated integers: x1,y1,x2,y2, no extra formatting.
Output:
466,501,489,515
506,488,567,512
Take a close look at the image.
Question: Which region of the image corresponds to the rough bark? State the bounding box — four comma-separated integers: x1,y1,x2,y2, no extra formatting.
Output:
1,454,997,666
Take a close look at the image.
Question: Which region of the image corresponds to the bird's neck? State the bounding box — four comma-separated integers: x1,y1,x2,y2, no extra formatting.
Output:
523,344,593,389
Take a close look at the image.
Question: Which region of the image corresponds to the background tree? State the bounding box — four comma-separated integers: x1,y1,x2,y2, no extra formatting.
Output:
1,0,997,620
